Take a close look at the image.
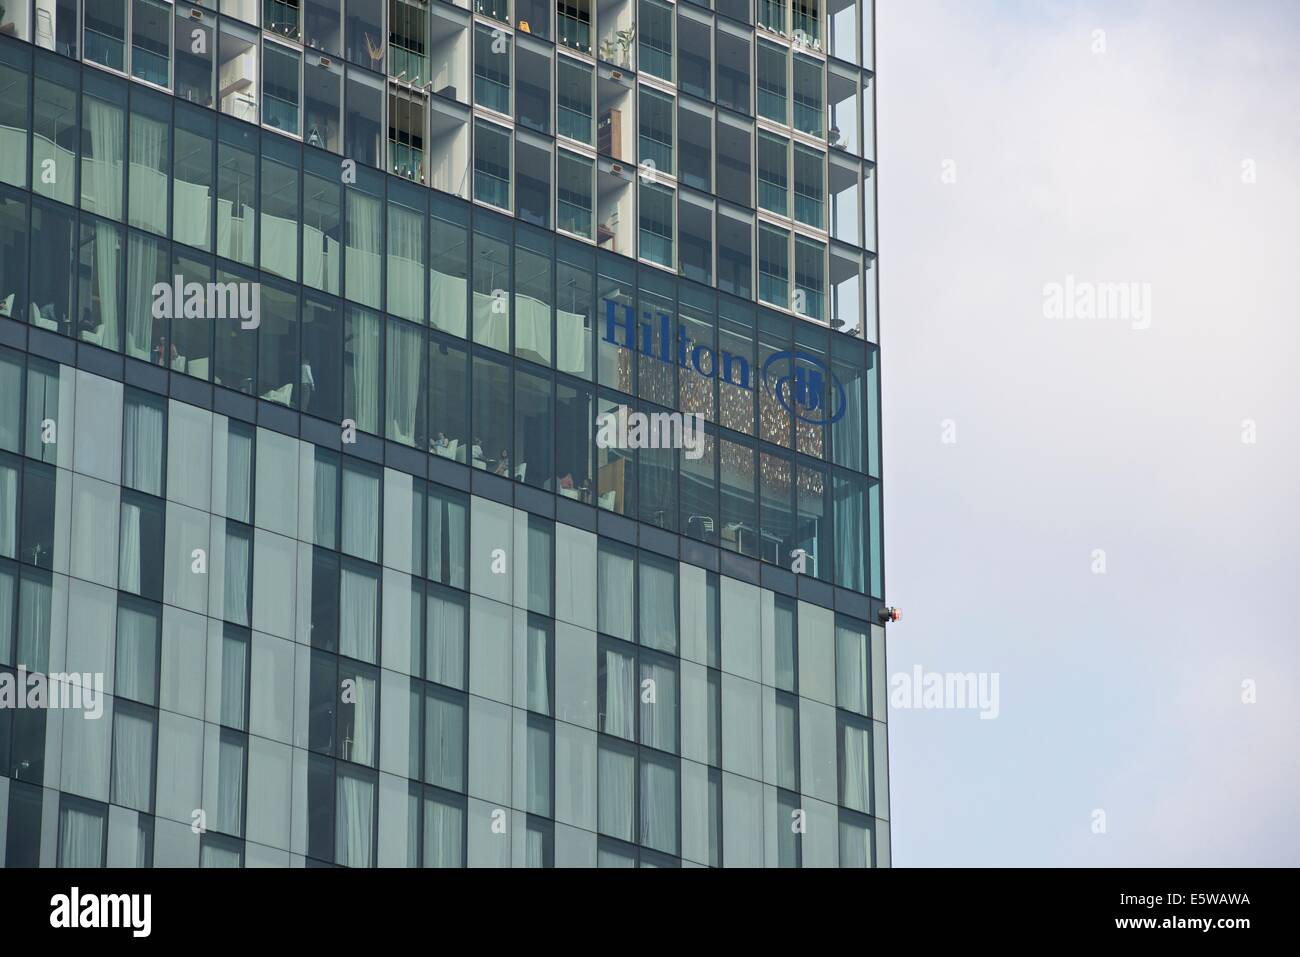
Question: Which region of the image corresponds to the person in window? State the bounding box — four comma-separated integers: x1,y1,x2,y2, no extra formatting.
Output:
300,357,316,411
431,431,449,454
494,450,511,477
471,436,484,465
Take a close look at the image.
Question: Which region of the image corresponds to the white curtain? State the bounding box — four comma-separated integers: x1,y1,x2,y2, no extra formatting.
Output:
0,355,21,448
602,648,634,740
836,625,869,716
58,807,104,867
339,567,378,663
429,271,468,337
17,574,52,673
597,745,635,841
345,192,383,309
173,178,212,250
639,659,675,752
111,710,154,812
639,758,677,854
834,476,865,592
515,295,551,363
261,206,298,280
312,457,337,547
839,821,871,868
424,695,463,791
88,220,121,350
123,399,164,496
114,605,157,704
842,721,870,814
526,624,549,714
128,108,169,232
341,467,379,561
345,310,381,434
223,531,251,627
216,735,245,835
387,205,424,322
220,633,248,729
125,232,163,361
224,427,253,524
425,593,465,688
303,220,341,295
201,843,242,867
597,548,634,641
445,500,467,587
385,321,422,446
335,773,375,868
423,798,462,868
0,569,15,665
525,824,546,868
836,370,864,469
637,562,676,651
83,96,124,220
0,462,17,557
343,672,375,766
118,503,142,594
526,723,551,816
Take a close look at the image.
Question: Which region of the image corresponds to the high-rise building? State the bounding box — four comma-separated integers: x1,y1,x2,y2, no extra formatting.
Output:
0,0,885,867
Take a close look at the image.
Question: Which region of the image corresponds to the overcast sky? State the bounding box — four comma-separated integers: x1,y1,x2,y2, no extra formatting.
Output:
877,0,1300,865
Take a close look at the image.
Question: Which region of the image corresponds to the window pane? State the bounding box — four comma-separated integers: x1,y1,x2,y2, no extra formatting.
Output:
132,0,173,87
638,752,677,854
424,689,466,791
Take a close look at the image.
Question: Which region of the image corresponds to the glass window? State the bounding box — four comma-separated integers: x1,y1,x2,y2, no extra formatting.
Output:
470,352,510,472
0,194,28,327
761,450,794,565
515,131,552,229
176,3,216,108
28,200,76,335
715,26,750,113
115,598,160,706
334,765,375,866
128,87,171,236
514,368,553,487
557,150,594,241
757,131,788,216
337,658,377,762
429,335,469,458
304,0,343,56
639,0,674,82
344,305,381,435
839,711,871,813
58,798,107,867
833,471,865,592
344,166,383,308
344,0,385,70
430,197,469,337
344,67,384,168
304,53,342,151
257,280,299,404
473,24,511,114
596,542,634,643
263,40,302,136
793,54,824,137
111,702,157,813
556,57,593,145
526,715,553,816
389,0,429,82
598,635,635,740
219,626,250,729
638,87,674,177
0,45,30,190
557,0,592,54
426,584,467,689
300,294,342,423
120,491,166,600
756,39,787,123
77,217,124,352
678,8,709,99
424,686,466,791
85,0,129,72
794,144,825,229
719,436,757,557
35,1,78,58
386,317,427,448
639,649,677,753
638,183,674,269
132,0,173,87
217,119,256,266
516,39,551,135
776,691,799,790
261,137,301,281
32,57,79,207
388,183,427,324
678,192,712,286
597,738,635,841
638,751,677,854
173,104,215,252
715,115,751,208
124,392,166,497
777,788,801,867
473,119,511,211
218,20,259,123
758,223,790,309
794,235,825,321
426,485,468,589
302,152,342,297
81,75,127,223
836,617,870,716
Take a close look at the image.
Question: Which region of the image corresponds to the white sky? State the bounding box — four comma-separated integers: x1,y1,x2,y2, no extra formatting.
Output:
877,0,1300,865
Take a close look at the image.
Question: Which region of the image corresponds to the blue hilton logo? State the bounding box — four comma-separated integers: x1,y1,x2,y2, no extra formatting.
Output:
602,298,848,425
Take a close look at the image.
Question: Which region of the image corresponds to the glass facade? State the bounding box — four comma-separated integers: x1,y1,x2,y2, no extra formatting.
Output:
0,0,885,868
